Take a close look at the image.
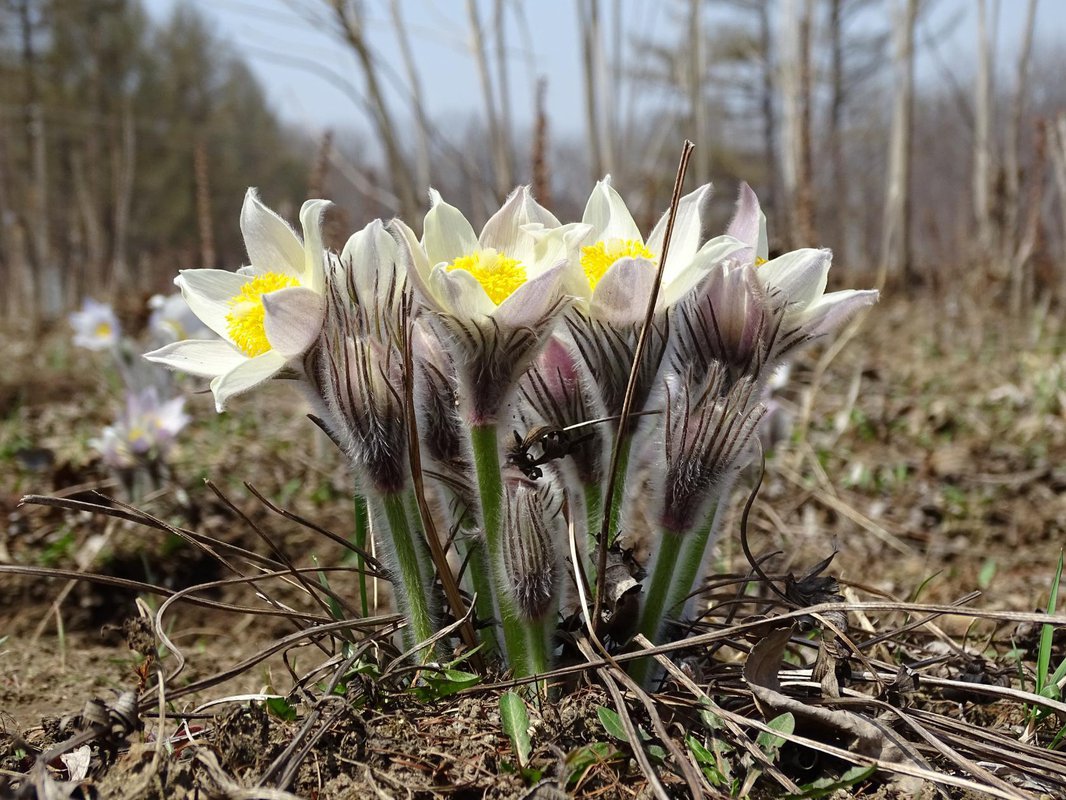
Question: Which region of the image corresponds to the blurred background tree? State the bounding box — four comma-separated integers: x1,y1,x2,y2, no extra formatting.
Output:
0,0,307,325
0,0,1064,325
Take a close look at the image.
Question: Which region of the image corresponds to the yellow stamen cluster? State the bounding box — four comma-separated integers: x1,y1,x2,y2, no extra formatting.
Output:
95,322,112,339
225,272,299,357
755,256,768,266
579,238,656,291
447,249,527,305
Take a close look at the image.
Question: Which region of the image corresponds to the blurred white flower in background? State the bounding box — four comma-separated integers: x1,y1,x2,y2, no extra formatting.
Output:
70,298,121,351
147,292,212,343
91,387,190,469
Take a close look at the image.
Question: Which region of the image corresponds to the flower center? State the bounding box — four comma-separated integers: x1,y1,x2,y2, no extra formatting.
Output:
580,238,656,290
94,322,112,339
447,248,527,305
755,256,768,266
225,272,299,357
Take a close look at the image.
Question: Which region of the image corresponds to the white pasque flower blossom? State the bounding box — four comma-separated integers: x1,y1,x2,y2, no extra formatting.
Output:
527,175,751,321
70,298,121,351
147,292,213,343
397,186,570,424
725,182,879,360
91,386,190,468
145,190,329,411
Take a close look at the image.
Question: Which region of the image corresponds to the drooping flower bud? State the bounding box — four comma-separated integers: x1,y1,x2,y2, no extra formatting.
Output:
516,337,607,486
501,476,561,622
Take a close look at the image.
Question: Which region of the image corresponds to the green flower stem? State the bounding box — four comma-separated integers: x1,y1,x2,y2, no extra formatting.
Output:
526,616,551,676
584,483,603,557
664,508,719,630
606,435,633,545
470,423,531,675
353,493,370,617
458,535,499,652
378,491,436,655
630,528,684,686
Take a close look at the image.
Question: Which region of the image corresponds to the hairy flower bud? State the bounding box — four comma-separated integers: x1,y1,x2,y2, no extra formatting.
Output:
501,477,561,622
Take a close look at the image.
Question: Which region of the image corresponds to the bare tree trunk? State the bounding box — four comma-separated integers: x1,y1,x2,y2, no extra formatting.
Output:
1005,0,1038,312
1048,114,1066,300
111,101,135,289
578,0,609,180
308,129,334,199
689,0,708,184
330,0,419,220
467,0,510,198
71,151,105,291
532,78,551,209
193,137,216,269
973,0,996,257
828,0,849,266
492,0,516,185
0,121,30,320
389,0,432,191
757,1,779,224
780,0,814,247
796,0,815,244
1012,118,1046,305
879,0,917,289
18,0,42,324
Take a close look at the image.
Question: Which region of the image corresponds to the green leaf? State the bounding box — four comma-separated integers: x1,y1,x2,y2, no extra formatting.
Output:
1037,551,1064,696
565,742,622,787
685,735,728,786
978,558,997,590
756,712,794,761
411,668,480,701
500,691,532,768
265,696,297,721
789,765,876,798
596,706,629,742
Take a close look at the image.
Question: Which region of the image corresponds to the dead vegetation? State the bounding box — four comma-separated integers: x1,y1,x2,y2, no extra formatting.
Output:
1,293,1064,799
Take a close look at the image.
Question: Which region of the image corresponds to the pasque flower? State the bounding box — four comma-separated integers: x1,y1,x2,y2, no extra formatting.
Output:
70,298,121,351
147,292,213,343
527,177,750,418
725,183,879,362
91,387,190,469
398,185,569,425
145,190,329,411
309,219,411,495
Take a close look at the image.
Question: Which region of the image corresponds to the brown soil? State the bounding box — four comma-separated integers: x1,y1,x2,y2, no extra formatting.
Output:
1,294,1064,798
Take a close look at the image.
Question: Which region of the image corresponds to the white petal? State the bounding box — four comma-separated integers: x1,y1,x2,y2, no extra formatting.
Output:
393,219,443,313
210,350,287,412
725,182,765,256
144,338,247,378
661,235,751,307
480,186,559,265
423,190,479,264
801,289,879,337
299,199,331,292
177,269,250,342
582,177,642,242
430,265,496,318
241,189,305,277
646,182,713,269
758,248,831,308
493,262,567,329
590,257,657,324
263,286,325,358
342,219,400,303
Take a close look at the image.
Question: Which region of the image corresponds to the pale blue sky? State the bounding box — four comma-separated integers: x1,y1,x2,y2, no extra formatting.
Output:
143,0,1066,139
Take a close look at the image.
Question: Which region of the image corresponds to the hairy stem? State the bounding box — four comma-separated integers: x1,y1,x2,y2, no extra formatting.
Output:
470,423,531,675
353,493,370,617
630,529,684,686
378,491,436,655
